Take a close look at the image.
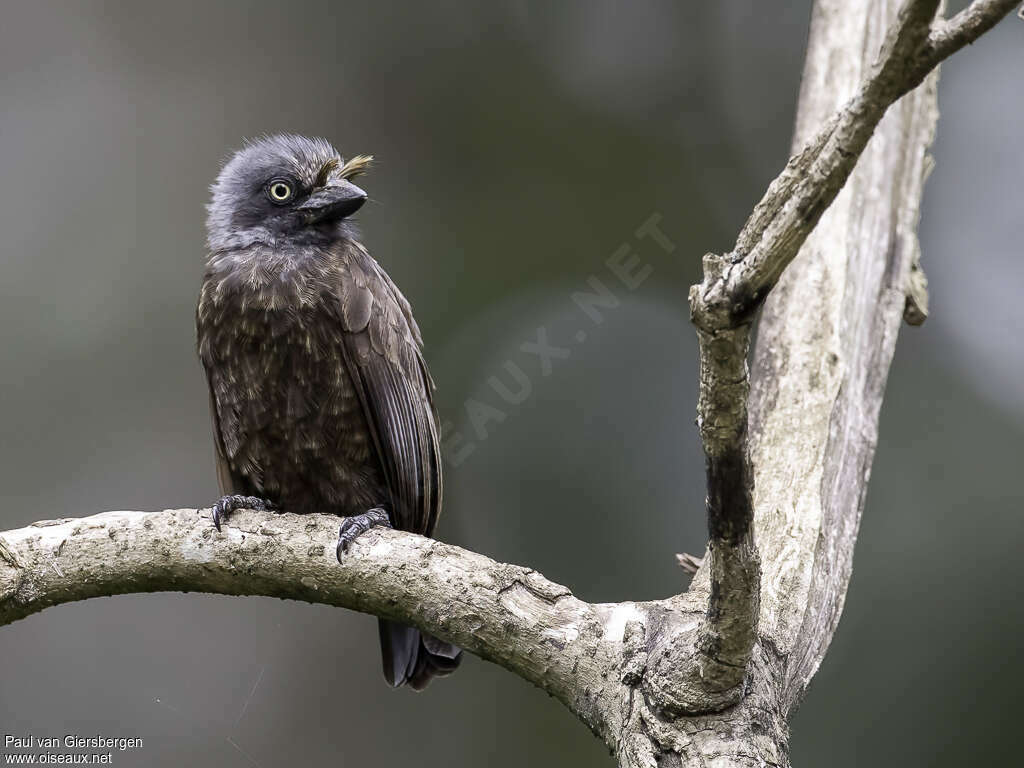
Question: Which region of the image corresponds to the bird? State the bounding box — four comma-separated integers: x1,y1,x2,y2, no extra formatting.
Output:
196,134,461,690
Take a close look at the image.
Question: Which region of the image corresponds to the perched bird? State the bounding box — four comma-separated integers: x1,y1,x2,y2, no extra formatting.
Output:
196,134,461,690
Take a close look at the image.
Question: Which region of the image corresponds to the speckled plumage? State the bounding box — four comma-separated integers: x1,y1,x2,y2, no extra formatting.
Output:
196,135,458,689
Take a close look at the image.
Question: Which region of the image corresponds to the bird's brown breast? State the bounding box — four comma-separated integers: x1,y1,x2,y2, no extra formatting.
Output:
197,283,387,517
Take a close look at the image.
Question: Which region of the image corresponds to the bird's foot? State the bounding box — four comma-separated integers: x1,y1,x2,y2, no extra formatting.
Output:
211,495,278,531
336,507,392,563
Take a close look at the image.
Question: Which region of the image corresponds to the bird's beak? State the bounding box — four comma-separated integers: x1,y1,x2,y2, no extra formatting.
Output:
297,179,367,223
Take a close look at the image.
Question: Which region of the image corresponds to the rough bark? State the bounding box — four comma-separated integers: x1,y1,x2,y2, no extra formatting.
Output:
0,508,725,748
0,1,1016,766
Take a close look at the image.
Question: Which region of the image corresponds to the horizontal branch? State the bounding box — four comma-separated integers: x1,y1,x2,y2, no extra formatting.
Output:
0,507,731,750
0,509,606,722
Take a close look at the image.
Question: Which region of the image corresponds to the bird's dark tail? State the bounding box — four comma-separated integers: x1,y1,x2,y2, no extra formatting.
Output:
378,619,462,690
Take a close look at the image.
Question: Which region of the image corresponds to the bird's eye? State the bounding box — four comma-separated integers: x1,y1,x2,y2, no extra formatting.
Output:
266,180,294,204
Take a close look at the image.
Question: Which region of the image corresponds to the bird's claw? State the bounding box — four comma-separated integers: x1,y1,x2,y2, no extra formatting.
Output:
211,495,277,531
336,507,392,563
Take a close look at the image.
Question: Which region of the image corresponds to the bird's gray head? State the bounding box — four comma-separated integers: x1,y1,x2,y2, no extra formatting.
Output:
206,134,371,253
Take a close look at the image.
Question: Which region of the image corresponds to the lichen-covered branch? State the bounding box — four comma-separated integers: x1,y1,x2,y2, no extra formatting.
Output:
0,507,721,752
0,508,614,734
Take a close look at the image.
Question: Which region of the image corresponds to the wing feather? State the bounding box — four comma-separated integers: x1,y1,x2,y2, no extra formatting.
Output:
334,246,442,535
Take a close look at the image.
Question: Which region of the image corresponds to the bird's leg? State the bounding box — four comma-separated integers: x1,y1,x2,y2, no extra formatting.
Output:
336,507,392,563
211,495,278,531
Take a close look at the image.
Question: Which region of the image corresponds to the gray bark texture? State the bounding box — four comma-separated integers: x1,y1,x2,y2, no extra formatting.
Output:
0,1,1016,765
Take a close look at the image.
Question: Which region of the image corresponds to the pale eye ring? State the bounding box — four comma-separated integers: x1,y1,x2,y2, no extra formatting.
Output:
267,179,294,204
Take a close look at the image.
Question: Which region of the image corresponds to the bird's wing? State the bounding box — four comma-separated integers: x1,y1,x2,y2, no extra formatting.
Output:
333,245,442,536
204,370,260,498
197,294,260,499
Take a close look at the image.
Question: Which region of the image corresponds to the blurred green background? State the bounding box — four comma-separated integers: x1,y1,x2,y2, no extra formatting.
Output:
0,2,1021,766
